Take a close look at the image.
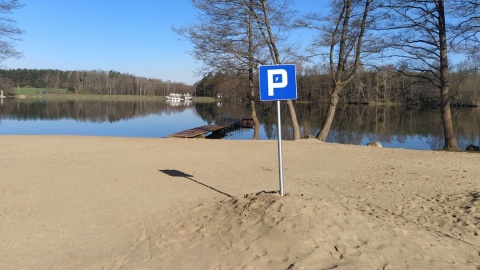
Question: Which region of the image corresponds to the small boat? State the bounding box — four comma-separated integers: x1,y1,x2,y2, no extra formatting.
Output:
184,93,193,100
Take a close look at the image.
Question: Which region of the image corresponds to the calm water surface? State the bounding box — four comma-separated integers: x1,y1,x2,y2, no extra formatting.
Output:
1,98,479,150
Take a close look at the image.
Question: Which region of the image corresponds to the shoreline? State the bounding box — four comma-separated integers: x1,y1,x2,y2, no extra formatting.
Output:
8,94,220,102
1,136,479,268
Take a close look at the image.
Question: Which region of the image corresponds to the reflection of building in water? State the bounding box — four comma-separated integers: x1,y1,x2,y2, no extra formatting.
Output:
166,99,193,107
166,93,193,101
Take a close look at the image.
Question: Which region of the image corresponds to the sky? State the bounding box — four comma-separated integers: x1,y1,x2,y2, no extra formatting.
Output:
2,1,322,85
3,1,201,85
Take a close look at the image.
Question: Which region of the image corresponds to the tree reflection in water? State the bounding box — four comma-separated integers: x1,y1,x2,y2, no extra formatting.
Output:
0,99,479,150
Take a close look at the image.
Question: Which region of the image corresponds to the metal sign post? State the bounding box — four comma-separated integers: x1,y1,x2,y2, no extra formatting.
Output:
276,100,284,196
259,64,297,196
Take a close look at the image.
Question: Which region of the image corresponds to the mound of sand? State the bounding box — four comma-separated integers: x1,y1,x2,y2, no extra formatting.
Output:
153,191,478,269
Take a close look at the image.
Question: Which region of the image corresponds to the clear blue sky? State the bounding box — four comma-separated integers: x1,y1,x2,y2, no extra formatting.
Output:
3,1,322,85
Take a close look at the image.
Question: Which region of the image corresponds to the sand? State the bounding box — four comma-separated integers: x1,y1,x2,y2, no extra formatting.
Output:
0,135,479,269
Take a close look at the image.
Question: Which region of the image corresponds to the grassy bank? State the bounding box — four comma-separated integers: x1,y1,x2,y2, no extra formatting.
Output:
10,87,219,102
14,87,70,95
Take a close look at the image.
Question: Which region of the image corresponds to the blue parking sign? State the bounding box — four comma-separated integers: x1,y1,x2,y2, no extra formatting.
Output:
259,64,297,101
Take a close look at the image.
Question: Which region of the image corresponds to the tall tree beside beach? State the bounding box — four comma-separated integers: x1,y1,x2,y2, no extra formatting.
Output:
378,0,464,150
175,0,301,140
298,0,479,149
247,0,301,139
297,0,376,141
0,0,24,63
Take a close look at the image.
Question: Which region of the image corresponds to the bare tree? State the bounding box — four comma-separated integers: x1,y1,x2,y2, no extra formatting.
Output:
175,0,263,139
299,0,374,141
248,0,301,139
247,1,260,139
380,0,458,150
175,0,301,140
0,0,24,63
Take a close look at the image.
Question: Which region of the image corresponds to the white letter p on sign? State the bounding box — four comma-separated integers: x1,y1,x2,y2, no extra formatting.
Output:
267,69,288,96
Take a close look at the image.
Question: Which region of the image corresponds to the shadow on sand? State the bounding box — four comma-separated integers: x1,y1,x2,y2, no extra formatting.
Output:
159,169,233,198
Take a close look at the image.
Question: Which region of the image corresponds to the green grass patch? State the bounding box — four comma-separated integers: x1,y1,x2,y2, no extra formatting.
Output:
14,87,69,95
38,94,168,101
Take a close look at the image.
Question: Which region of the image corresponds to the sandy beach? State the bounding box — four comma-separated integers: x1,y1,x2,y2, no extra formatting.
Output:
1,136,479,269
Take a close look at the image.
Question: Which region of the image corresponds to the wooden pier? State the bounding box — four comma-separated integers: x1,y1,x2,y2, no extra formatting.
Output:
169,118,242,138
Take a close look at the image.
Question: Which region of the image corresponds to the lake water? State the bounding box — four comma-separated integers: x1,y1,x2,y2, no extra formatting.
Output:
1,98,479,150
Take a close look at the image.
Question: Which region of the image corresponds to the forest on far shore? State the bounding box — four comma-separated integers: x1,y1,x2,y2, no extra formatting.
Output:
195,61,480,107
0,69,195,97
1,66,479,107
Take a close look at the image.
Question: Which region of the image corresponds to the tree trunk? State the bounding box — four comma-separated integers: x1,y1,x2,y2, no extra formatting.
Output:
316,87,341,141
286,100,301,139
247,4,260,140
439,44,457,149
438,0,458,150
249,67,260,140
256,0,301,140
440,93,457,150
250,99,260,139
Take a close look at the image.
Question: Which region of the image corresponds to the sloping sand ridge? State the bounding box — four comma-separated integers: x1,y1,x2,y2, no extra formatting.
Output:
0,136,479,269
155,191,478,269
